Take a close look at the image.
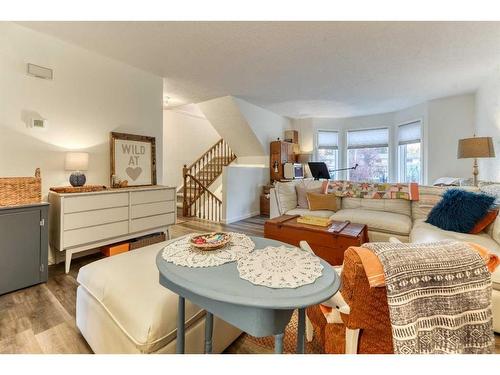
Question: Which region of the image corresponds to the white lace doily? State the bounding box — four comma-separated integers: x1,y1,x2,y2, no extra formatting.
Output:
237,246,324,289
161,232,255,268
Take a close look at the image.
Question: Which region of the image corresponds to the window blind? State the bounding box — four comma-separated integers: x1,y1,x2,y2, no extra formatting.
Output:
398,121,421,145
317,130,338,149
347,128,389,149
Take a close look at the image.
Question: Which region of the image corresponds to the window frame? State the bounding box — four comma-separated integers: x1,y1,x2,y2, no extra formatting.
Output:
315,129,339,175
397,119,423,184
346,127,390,183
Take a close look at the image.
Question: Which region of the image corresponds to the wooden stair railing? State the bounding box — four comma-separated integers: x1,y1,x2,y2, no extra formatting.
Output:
183,174,222,221
182,139,236,221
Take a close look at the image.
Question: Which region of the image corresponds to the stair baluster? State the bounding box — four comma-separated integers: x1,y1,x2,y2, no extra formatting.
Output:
181,139,236,222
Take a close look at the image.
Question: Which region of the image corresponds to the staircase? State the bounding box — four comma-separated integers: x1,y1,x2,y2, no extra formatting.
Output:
180,139,236,221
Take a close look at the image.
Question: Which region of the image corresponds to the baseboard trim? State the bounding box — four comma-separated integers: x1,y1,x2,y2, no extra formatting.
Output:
222,211,260,224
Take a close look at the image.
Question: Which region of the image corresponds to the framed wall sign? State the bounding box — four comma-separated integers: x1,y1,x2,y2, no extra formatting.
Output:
110,132,157,186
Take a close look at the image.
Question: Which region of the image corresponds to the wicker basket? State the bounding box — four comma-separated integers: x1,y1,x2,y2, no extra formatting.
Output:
0,168,42,207
129,232,167,250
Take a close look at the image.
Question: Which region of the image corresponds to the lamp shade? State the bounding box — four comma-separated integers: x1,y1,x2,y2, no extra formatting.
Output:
457,137,495,159
297,153,313,164
65,152,89,171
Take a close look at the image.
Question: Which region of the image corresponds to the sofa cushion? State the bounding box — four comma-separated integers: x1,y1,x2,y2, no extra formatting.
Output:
296,184,323,208
286,208,334,218
275,179,328,214
487,215,500,245
411,219,500,252
470,209,499,234
307,192,338,211
274,181,298,214
411,185,480,222
425,189,496,233
480,183,500,206
331,209,412,236
77,242,205,353
342,197,411,216
410,220,500,291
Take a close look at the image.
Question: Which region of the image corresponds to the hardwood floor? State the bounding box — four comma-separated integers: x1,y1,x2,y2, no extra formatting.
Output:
0,214,499,354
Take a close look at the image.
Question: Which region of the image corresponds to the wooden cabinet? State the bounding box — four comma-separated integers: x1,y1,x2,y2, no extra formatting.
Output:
260,184,273,217
49,186,176,273
0,203,49,295
270,140,296,181
260,195,270,217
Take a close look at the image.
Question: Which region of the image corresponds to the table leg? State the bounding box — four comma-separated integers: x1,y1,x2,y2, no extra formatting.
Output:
274,333,284,354
176,296,185,354
296,308,306,354
204,311,213,354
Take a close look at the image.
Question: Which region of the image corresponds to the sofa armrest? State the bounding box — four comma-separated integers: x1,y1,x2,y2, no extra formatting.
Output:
270,188,281,218
486,214,500,245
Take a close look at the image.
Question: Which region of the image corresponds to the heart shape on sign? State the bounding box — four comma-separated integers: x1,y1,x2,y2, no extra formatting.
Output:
126,166,143,181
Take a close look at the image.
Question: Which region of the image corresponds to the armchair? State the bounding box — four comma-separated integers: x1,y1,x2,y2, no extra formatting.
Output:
305,246,393,354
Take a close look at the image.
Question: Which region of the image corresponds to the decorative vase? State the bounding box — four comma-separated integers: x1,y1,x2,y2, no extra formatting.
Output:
69,171,86,187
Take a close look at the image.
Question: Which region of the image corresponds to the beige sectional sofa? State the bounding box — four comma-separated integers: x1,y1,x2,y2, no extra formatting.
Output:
270,179,500,333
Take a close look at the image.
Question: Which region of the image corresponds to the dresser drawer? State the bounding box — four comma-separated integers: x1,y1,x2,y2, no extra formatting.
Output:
64,193,128,213
130,189,175,205
64,221,129,248
64,206,129,230
131,201,175,219
130,213,175,233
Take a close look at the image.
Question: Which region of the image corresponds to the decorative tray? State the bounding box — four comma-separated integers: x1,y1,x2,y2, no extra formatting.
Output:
190,232,231,251
49,185,107,193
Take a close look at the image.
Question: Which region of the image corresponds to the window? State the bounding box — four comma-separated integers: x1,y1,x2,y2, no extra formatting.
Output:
347,128,389,182
398,121,422,183
316,130,338,176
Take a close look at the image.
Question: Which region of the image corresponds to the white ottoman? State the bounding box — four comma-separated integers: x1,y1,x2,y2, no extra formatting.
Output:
76,241,242,353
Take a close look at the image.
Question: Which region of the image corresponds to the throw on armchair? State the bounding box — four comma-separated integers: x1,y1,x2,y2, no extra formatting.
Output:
306,241,498,354
306,247,393,354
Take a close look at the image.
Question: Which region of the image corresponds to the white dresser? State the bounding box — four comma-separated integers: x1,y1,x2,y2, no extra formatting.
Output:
49,185,176,273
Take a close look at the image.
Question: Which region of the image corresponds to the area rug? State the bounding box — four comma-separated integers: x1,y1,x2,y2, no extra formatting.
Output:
241,310,324,354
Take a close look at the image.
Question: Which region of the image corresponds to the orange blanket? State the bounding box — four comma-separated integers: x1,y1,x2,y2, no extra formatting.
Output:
353,242,500,287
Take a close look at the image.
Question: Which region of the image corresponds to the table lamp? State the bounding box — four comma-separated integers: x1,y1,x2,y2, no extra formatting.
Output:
65,152,89,187
457,136,495,186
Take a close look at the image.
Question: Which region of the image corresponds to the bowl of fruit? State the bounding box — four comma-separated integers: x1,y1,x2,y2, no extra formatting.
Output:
190,232,231,251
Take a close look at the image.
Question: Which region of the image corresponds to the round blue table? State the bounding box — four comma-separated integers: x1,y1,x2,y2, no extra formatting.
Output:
156,236,340,354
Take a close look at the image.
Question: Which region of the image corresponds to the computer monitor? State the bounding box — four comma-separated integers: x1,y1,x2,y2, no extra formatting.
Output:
308,162,331,180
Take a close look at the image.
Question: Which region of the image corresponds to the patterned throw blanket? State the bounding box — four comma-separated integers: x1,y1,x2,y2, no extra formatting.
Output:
325,180,419,200
363,241,494,354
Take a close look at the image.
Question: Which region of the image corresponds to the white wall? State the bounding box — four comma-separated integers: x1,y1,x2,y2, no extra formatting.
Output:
475,67,500,182
198,96,267,159
427,94,476,183
222,165,268,223
0,22,164,198
291,94,475,184
234,96,291,152
163,105,221,189
198,96,291,166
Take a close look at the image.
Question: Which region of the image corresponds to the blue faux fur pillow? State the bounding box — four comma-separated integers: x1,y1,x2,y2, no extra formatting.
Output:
426,189,495,233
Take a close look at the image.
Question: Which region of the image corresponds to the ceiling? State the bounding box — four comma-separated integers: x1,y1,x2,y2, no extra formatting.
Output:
19,21,500,118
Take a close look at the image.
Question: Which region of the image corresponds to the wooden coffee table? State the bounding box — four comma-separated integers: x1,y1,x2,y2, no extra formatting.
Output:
264,215,368,265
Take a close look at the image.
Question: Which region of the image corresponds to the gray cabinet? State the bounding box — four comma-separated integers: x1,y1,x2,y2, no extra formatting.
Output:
0,203,49,295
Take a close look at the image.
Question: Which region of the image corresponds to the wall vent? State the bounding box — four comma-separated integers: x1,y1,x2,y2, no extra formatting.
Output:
27,63,53,80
